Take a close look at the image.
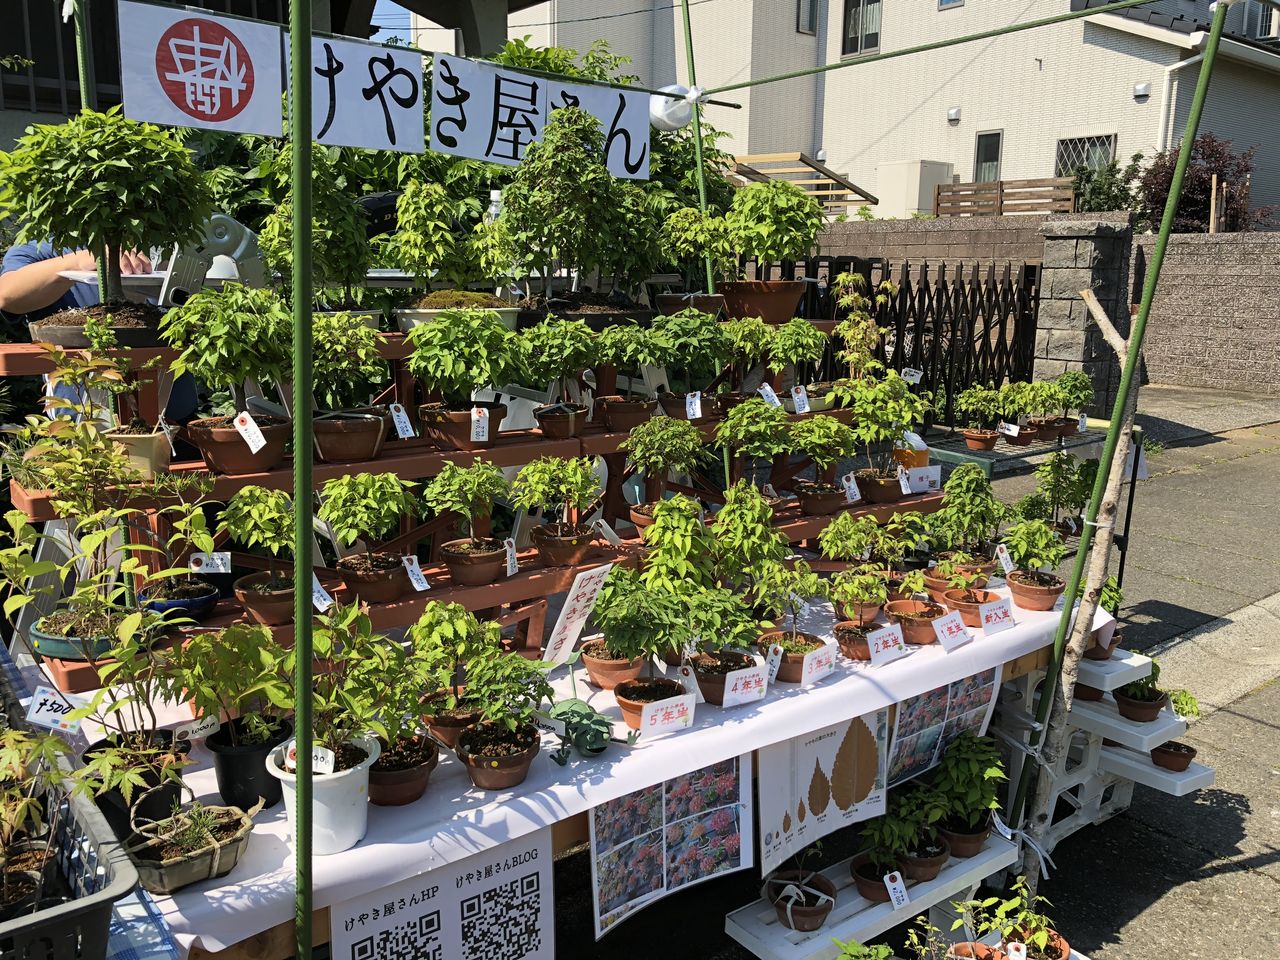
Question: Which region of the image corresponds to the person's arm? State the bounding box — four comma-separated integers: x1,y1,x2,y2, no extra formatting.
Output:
0,250,96,314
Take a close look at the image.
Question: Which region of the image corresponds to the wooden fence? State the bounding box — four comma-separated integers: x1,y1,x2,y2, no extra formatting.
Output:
933,177,1076,217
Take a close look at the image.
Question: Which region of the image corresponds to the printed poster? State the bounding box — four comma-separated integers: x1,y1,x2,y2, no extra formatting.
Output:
589,755,754,937
887,666,1003,788
330,829,553,960
757,709,891,874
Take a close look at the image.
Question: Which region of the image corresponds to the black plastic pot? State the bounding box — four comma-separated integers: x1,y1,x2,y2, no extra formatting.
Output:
205,717,293,810
83,730,191,840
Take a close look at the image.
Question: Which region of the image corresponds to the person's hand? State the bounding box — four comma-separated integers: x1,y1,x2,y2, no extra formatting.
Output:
118,249,152,275
64,250,97,272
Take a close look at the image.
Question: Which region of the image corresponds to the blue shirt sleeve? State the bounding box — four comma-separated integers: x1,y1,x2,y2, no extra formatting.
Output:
1,241,100,325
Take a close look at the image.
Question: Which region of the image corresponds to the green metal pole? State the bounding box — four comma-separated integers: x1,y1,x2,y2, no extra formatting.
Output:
288,0,315,957
678,0,716,295
1008,0,1231,827
69,0,108,298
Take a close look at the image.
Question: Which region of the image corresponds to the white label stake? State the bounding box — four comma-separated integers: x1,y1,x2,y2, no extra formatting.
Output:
765,643,785,683
234,412,267,453
401,556,430,591
995,543,1016,575
470,407,490,443
175,713,221,741
901,367,924,385
676,665,707,704
388,403,415,439
842,471,861,504
998,421,1020,438
884,871,910,908
685,391,703,420
594,519,622,546
790,385,810,414
504,538,519,577
897,467,913,496
757,384,782,407
311,573,334,612
189,551,232,574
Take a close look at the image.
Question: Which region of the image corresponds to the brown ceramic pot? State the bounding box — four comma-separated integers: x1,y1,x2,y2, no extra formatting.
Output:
1029,416,1065,442
849,853,898,903
947,944,1008,960
838,601,882,628
656,293,726,317
600,396,656,433
421,696,481,750
885,599,946,645
313,413,387,463
1073,682,1105,702
188,415,290,474
455,723,541,791
1150,740,1196,771
1084,627,1124,661
765,871,836,932
580,640,646,690
658,391,720,425
835,622,870,661
233,572,294,626
1113,689,1169,722
530,523,595,567
758,631,824,683
1008,570,1066,611
795,481,847,516
856,470,905,504
337,555,410,604
902,838,951,882
369,737,439,806
719,279,805,324
689,651,756,705
939,817,990,858
1002,424,1039,447
441,539,506,586
534,403,589,439
614,677,685,730
629,504,656,529
418,401,507,452
942,589,1000,628
962,429,999,451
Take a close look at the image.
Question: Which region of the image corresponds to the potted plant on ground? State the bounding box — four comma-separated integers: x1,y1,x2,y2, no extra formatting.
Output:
517,315,596,437
311,310,390,462
454,645,554,791
1113,660,1171,722
764,844,837,932
659,207,734,316
422,461,510,586
833,566,889,640
511,456,599,567
953,876,1071,960
1003,519,1067,611
790,415,858,514
125,796,258,895
955,384,1002,451
219,485,297,626
714,398,789,488
406,307,519,451
766,318,829,387
619,417,707,525
843,371,928,503
722,181,824,323
600,570,689,729
594,322,666,431
1055,370,1094,437
161,285,292,473
317,472,418,603
758,561,831,682
930,732,1006,857
651,308,731,421
413,601,502,748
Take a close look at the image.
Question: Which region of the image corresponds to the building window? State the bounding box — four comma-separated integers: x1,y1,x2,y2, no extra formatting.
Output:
797,0,818,34
939,0,964,8
842,0,882,57
1260,3,1278,38
1055,135,1117,177
974,131,1002,182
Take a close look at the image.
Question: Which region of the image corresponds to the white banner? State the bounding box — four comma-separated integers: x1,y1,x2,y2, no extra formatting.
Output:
310,36,424,152
118,0,283,136
542,562,613,666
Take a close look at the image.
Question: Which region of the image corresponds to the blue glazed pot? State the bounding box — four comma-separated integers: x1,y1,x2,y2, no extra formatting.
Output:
141,583,220,623
30,618,113,662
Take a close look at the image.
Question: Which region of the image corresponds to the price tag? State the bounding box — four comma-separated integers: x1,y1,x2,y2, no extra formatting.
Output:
799,643,837,686
190,551,232,574
762,483,778,499
1007,945,1027,960
594,519,623,546
901,367,924,385
790,385,810,414
639,693,696,736
932,611,972,651
995,543,1015,575
867,624,910,667
25,686,88,734
998,421,1020,438
884,870,911,908
504,538,519,577
1078,413,1089,433
234,412,267,453
676,665,706,704
685,391,703,420
980,597,1015,635
388,403,415,439
401,556,430,591
470,407,490,443
311,573,334,612
1064,516,1078,535
175,713,221,741
897,467,913,496
991,811,1015,841
1053,593,1067,612
905,465,941,494
722,663,769,708
842,471,861,504
757,384,782,407
765,643,785,683
286,743,336,775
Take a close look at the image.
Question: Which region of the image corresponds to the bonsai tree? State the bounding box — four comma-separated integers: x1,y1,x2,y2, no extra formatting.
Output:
832,272,893,380
409,600,503,720
843,371,928,481
0,107,212,302
684,581,761,665
596,322,668,381
650,307,731,395
639,495,717,592
661,206,736,288
726,180,824,266
218,486,294,587
832,565,890,622
1011,492,1052,523
715,398,790,484
516,315,596,403
881,511,931,580
1099,575,1123,618
758,560,830,654
0,729,74,876
997,381,1034,427
318,472,418,567
1115,659,1167,708
713,481,788,602
459,641,555,739
1003,519,1067,581
599,182,664,296
934,464,1005,554
1056,369,1094,420
790,415,857,482
930,731,1006,833
862,783,949,871
1034,452,1081,523
595,566,686,669
955,384,1002,431
393,178,483,288
723,316,775,384
620,417,707,501
406,307,520,408
312,311,387,411
511,456,598,534
422,461,509,549
818,512,885,563
767,318,829,377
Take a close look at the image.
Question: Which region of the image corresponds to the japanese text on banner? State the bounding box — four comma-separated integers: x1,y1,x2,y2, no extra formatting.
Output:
311,36,424,152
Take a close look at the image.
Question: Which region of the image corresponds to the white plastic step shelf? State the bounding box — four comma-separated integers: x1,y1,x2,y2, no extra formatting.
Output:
1099,745,1215,796
724,838,1019,960
1075,649,1152,693
1065,694,1185,752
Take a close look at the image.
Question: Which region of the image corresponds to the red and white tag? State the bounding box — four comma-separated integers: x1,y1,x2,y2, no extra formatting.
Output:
884,870,910,908
867,624,910,667
470,407,490,443
504,538,519,577
676,665,706,704
25,686,88,734
401,556,430,591
175,713,221,742
980,597,1015,634
842,471,861,503
995,543,1016,575
790,385,810,414
190,551,232,574
311,573,334,612
388,403,415,439
799,643,837,686
998,421,1020,438
594,519,623,546
722,663,768,707
757,384,782,407
639,693,696,735
1007,944,1027,960
765,643,785,683
286,743,335,775
932,610,972,651
901,367,924,385
685,391,703,420
234,412,267,453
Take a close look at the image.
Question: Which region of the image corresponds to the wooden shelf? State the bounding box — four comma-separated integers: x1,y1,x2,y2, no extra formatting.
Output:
1099,745,1215,796
1075,648,1152,693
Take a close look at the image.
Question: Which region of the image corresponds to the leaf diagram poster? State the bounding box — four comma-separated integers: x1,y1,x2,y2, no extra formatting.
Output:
887,665,1003,788
757,710,890,875
589,755,754,938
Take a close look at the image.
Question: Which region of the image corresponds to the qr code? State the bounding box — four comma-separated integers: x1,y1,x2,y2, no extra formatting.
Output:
460,872,542,960
351,910,441,960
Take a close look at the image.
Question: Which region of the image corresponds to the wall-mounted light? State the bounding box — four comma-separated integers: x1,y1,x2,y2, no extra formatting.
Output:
947,107,962,126
1133,82,1151,102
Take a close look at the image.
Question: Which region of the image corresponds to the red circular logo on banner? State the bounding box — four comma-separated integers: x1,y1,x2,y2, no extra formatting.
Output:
154,18,255,122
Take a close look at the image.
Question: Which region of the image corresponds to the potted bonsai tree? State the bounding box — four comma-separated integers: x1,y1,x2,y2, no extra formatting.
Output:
1003,519,1067,610
406,307,520,451
124,796,258,895
413,601,502,748
850,809,906,904
758,561,831,682
722,180,824,323
818,512,884,566
789,415,858,515
832,566,889,646
711,481,788,609
137,474,222,623
766,318,829,388
317,472,419,603
619,417,707,525
516,315,596,438
1026,381,1068,442
160,285,292,473
996,382,1038,446
1085,575,1124,661
832,271,894,382
871,783,951,882
930,731,1006,857
932,464,1005,560
599,569,689,729
659,206,734,316
583,567,678,691
714,398,789,488
940,566,1000,628
0,729,74,912
650,308,732,421
453,645,555,791
685,584,766,705
884,569,948,644
955,384,1002,451
422,461,510,586
1113,660,1171,723
593,322,665,431
1055,369,1094,437
723,315,775,395
311,310,390,463
511,456,599,567
844,371,928,503
764,844,837,933
219,485,297,626
954,875,1071,960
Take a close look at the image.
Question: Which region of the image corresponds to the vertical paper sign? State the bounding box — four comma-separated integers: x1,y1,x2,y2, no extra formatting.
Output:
118,0,284,136
543,563,613,665
310,36,424,152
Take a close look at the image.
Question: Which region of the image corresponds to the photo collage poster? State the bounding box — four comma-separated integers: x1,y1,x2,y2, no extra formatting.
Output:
886,665,1004,788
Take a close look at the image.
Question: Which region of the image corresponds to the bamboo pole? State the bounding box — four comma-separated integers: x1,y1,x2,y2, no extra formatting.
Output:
679,0,716,295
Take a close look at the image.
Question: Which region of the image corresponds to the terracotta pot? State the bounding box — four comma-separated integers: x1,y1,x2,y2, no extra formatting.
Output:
600,396,656,433
530,523,595,567
718,391,750,414
1073,681,1105,701
719,279,805,324
105,430,171,480
417,401,508,452
690,651,756,705
1057,416,1081,438
313,413,387,463
1001,424,1039,447
1150,740,1197,772
1114,689,1169,722
336,555,409,604
947,944,1008,960
1021,930,1071,960
795,482,847,516
441,539,506,586
369,737,439,806
421,695,481,750
658,391,720,425
765,870,836,932
758,631,825,683
942,589,1000,628
849,853,899,903
1085,627,1124,661
962,429,999,451
939,818,990,858
233,572,295,626
1029,416,1065,442
1008,570,1066,611
629,504,656,529
534,403,589,439
43,654,107,694
902,838,951,882
856,470,904,504
187,415,290,474
580,640,645,690
885,599,946,645
456,723,540,790
835,622,870,661
614,677,685,730
838,601,882,628
656,293,726,317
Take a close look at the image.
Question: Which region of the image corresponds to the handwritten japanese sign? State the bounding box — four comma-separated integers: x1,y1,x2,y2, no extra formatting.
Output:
543,563,613,666
799,643,837,686
931,610,972,651
722,663,769,708
867,624,910,667
639,693,696,736
310,36,423,152
979,596,1015,635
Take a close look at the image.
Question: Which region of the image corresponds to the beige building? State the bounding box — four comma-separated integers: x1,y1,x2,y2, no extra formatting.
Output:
413,0,1280,216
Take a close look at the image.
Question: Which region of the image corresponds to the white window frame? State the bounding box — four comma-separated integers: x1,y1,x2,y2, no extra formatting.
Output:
797,0,818,35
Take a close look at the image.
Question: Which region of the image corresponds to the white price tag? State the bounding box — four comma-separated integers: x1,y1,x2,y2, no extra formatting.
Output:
905,465,941,494
762,483,778,499
401,556,430,591
721,663,768,707
311,573,334,612
842,471,861,504
1053,593,1067,612
991,811,1015,841
867,624,910,667
175,713,221,741
897,468,913,496
1064,517,1078,534
234,412,267,453
594,519,622,546
790,385,810,414
980,597,1015,634
676,665,707,704
190,552,232,574
1078,413,1089,433
995,543,1016,575
799,643,837,686
639,693,696,735
1007,944,1027,960
765,643,785,683
25,686,88,734
901,367,924,385
685,391,703,420
998,421,1020,437
757,384,782,407
884,870,911,908
285,743,336,775
932,610,972,651
504,538,519,577
470,406,490,443
388,403,415,439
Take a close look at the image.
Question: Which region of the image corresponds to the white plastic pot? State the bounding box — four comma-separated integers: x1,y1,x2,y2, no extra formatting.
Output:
267,737,380,855
395,307,520,332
